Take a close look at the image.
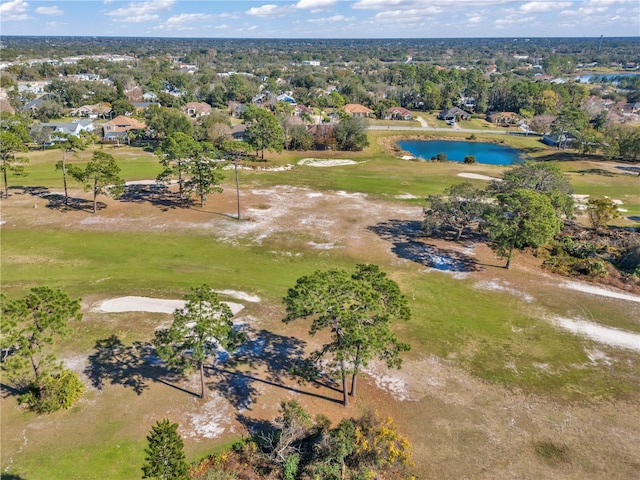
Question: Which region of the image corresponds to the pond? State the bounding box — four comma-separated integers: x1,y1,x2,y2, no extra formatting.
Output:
397,140,525,166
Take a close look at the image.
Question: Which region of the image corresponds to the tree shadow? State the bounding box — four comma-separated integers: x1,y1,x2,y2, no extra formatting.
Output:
84,335,196,397
572,168,617,176
118,184,186,211
206,328,342,410
368,219,480,272
0,473,28,480
18,186,106,212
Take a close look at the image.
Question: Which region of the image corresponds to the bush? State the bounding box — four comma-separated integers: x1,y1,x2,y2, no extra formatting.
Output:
19,369,84,413
463,155,476,164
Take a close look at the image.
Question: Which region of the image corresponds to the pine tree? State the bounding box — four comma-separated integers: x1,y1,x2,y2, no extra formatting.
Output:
142,419,190,480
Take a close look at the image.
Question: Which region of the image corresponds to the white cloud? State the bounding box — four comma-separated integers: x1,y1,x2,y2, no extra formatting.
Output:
0,0,29,20
246,4,289,17
165,13,214,27
105,0,175,20
296,0,337,9
494,15,537,27
248,25,258,30
520,2,572,13
36,5,63,16
354,0,515,9
468,15,484,23
308,14,353,23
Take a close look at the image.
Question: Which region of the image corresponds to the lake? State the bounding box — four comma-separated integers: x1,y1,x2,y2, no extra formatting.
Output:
397,140,524,166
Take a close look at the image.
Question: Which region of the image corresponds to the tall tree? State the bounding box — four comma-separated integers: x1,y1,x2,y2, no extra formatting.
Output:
484,189,562,269
141,419,190,480
54,133,87,206
244,105,285,160
144,104,193,139
155,132,198,202
183,143,224,208
333,116,369,151
283,264,411,406
1,287,82,395
0,113,30,198
490,161,574,218
423,182,486,241
586,197,619,232
0,130,29,198
69,151,125,213
153,285,245,399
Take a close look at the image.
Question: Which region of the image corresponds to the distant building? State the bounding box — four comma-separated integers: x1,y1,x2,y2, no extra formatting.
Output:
342,104,374,118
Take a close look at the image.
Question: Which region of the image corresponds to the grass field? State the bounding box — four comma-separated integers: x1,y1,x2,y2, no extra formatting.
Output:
1,133,639,479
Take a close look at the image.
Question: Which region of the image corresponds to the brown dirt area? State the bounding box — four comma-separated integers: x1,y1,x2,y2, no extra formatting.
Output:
2,182,640,479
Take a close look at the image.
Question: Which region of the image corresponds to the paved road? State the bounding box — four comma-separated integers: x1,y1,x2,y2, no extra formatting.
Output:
368,115,538,136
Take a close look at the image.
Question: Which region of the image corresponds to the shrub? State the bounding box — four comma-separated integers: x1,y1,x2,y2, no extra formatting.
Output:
435,152,447,162
463,155,477,164
19,369,84,413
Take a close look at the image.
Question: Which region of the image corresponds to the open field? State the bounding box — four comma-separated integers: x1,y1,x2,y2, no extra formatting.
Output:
1,134,639,479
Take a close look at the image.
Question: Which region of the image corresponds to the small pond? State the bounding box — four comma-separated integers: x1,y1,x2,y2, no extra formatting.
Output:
398,140,525,166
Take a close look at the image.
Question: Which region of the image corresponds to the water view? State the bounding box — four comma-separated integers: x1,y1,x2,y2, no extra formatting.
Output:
398,140,524,166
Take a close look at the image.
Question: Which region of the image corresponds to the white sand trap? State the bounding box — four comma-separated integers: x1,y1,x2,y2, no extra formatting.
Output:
457,173,502,181
552,317,640,352
298,158,359,167
97,296,245,315
185,394,232,439
215,290,261,303
395,193,419,199
561,281,640,303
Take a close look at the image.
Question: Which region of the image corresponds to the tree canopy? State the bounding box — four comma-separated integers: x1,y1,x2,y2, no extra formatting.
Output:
484,188,562,269
68,150,125,213
283,264,411,406
153,285,245,399
142,419,190,480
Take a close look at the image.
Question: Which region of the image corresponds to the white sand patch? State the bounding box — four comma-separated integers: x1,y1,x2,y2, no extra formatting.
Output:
475,280,534,303
458,173,502,181
305,192,324,198
298,158,359,167
572,194,590,202
336,190,367,198
611,199,623,205
185,394,232,439
365,362,412,401
561,281,640,303
586,348,612,366
96,296,245,315
395,193,419,199
551,317,640,352
216,290,261,303
308,241,336,250
401,155,416,160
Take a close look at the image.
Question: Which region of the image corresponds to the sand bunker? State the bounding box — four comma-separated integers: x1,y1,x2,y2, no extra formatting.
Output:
97,296,245,315
298,158,359,167
457,173,502,181
561,280,640,303
551,317,640,352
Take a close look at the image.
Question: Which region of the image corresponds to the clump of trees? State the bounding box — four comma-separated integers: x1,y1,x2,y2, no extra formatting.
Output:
1,286,84,413
283,264,411,406
423,161,571,268
193,401,414,480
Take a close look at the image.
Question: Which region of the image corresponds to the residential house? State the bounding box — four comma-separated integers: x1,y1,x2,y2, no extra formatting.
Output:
384,106,413,121
30,119,95,142
437,107,471,122
486,112,521,125
22,95,55,113
542,132,577,149
343,104,374,118
132,102,157,114
183,102,212,118
103,115,146,142
277,93,297,105
230,123,248,141
294,104,314,117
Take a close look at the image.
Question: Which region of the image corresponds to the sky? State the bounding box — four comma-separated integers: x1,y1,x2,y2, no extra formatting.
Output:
0,0,639,39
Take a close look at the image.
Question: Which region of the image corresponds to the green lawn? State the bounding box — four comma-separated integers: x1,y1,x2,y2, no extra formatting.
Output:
2,134,639,479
